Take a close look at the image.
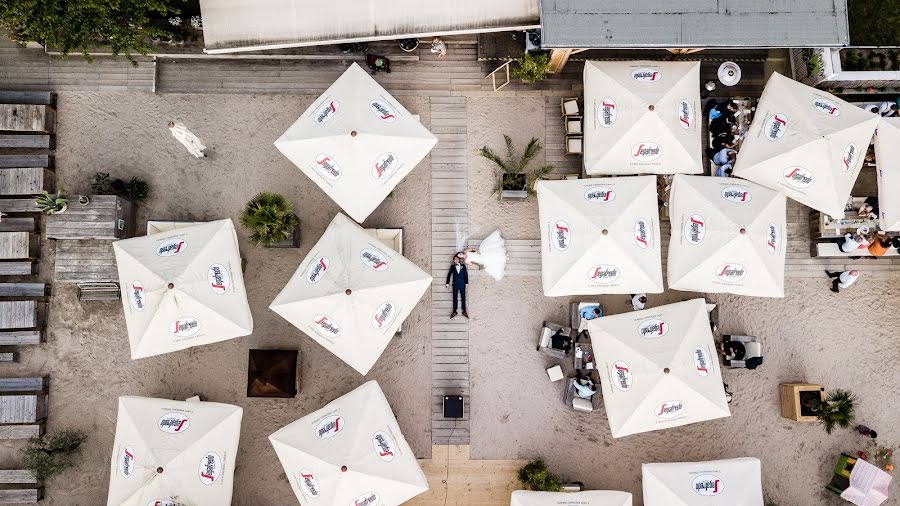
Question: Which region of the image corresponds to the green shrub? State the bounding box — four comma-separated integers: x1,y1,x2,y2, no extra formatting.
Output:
479,135,553,199
91,172,112,194
513,52,551,84
517,459,561,491
239,192,298,247
22,429,87,482
810,389,857,434
123,177,150,202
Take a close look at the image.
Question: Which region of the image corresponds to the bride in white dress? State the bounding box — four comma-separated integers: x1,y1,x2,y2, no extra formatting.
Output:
459,229,508,280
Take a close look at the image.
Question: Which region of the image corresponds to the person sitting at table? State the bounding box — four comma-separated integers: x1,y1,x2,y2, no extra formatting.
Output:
710,148,736,177
709,114,736,137
711,134,737,153
868,233,891,257
837,231,869,253
878,101,898,117
550,328,572,353
572,371,596,399
579,305,602,320
709,100,738,120
858,203,876,219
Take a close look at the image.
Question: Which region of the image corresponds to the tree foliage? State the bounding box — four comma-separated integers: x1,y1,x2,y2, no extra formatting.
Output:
513,52,551,84
22,429,88,482
517,459,562,491
240,192,299,247
0,0,181,65
479,135,553,197
849,0,900,46
811,389,857,434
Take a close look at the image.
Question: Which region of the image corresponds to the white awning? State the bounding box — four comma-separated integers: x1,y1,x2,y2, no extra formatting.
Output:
875,117,900,232
199,0,540,53
642,458,763,505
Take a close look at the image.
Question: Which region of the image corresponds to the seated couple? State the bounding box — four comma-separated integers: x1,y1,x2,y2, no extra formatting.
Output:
572,371,596,399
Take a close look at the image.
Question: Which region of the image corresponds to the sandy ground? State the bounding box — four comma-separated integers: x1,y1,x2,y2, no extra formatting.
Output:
0,92,433,505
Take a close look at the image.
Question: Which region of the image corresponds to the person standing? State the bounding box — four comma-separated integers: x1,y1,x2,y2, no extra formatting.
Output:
629,294,647,311
446,255,468,318
168,121,207,158
825,269,860,293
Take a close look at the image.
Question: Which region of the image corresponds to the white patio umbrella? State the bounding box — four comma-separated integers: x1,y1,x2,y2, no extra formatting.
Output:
584,60,702,175
275,62,437,223
269,381,428,505
113,219,253,359
667,175,786,297
511,490,633,506
874,117,900,231
642,457,763,505
733,72,879,217
107,396,243,505
587,298,730,438
536,177,663,296
270,213,431,375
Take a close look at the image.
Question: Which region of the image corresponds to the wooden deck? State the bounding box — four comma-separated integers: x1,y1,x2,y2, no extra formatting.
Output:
46,195,134,240
53,240,117,283
409,445,525,506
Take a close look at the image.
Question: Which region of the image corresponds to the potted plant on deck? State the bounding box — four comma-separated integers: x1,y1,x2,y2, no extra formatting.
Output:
35,190,67,215
517,459,562,492
513,52,551,84
240,192,300,248
479,135,553,201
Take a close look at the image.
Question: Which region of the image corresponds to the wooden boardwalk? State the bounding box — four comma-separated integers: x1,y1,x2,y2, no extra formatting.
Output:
409,445,525,506
430,96,470,446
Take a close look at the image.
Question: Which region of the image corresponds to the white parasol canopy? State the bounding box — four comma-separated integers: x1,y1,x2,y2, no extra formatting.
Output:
270,213,431,375
113,219,253,359
511,490,633,506
536,177,663,296
733,72,879,217
667,175,786,297
642,457,763,505
269,381,428,505
587,298,730,438
583,60,702,175
275,63,437,223
107,396,243,505
874,117,900,231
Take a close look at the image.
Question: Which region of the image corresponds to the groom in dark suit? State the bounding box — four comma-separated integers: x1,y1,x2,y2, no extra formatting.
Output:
445,255,469,319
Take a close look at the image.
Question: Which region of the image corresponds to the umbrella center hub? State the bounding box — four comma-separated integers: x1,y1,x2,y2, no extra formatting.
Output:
341,465,348,472
156,466,164,474
601,229,609,236
648,104,655,111
345,288,352,295
663,367,671,374
350,130,358,138
739,228,747,235
167,282,175,289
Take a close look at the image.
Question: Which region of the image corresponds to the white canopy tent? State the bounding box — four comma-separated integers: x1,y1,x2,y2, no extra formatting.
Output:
583,60,702,175
536,177,663,296
511,490,632,506
642,457,763,505
113,219,253,359
269,381,428,505
587,298,730,438
270,213,431,375
733,72,879,217
874,117,900,231
107,396,243,505
274,63,437,223
667,175,786,297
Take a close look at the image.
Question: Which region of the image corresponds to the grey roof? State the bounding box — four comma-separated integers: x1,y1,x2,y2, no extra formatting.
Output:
540,0,849,48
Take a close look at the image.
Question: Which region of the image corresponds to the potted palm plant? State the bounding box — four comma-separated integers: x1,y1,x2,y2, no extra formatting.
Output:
240,192,300,248
479,135,553,201
517,459,562,491
809,389,857,434
35,190,67,215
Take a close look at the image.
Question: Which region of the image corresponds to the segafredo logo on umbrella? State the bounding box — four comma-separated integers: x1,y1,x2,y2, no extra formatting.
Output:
208,263,230,294
360,248,389,271
655,400,685,419
842,143,858,172
312,314,341,338
721,186,752,203
783,166,814,188
198,452,222,485
678,99,693,129
598,97,617,128
812,98,840,116
694,347,710,377
129,280,146,312
372,430,397,462
316,415,344,439
369,98,397,123
170,317,200,337
147,501,183,506
156,239,186,257
631,143,662,162
631,68,661,82
693,474,723,496
634,218,652,249
352,492,380,506
588,265,619,284
551,221,571,251
315,154,342,180
716,263,746,283
583,186,615,203
611,361,633,392
638,319,668,338
372,152,399,179
306,256,329,284
119,445,135,478
296,469,320,499
158,412,190,433
372,302,397,329
764,113,788,140
767,223,780,253
314,99,340,125
683,214,705,244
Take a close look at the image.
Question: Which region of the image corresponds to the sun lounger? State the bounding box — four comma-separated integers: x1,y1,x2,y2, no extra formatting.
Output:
0,331,42,346
77,282,120,301
537,321,572,359
0,218,34,232
0,92,54,106
0,284,45,298
0,155,50,169
0,135,50,149
0,396,42,424
0,377,47,394
0,468,41,504
0,168,53,196
0,489,42,504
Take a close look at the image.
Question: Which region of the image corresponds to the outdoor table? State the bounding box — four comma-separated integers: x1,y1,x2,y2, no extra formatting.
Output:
814,197,879,239
0,104,52,133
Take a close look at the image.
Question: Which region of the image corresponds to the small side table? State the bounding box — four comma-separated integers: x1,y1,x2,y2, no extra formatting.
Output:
443,395,464,418
546,365,564,382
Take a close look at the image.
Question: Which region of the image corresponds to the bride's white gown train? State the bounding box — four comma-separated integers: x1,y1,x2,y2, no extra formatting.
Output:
467,230,507,280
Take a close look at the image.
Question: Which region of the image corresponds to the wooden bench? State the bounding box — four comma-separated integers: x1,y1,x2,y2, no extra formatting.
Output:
0,233,37,260
0,155,49,169
0,261,35,276
0,218,34,232
0,199,39,213
0,284,45,298
0,168,52,196
77,282,119,301
0,301,43,329
0,92,54,106
0,331,42,346
0,105,53,134
0,378,47,394
812,242,900,258
0,424,40,439
0,135,50,149
0,468,41,505
0,353,16,363
0,395,42,423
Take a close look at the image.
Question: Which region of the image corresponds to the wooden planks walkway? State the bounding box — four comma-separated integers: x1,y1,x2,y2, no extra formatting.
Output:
430,96,470,446
409,445,525,506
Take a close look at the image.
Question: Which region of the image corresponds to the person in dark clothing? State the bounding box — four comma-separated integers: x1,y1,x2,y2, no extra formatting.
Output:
709,100,738,120
365,54,392,74
445,254,468,318
711,134,737,153
550,328,572,353
709,115,736,137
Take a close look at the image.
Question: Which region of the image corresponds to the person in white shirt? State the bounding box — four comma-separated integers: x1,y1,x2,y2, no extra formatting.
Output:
838,232,868,253
572,375,596,399
629,293,647,311
878,101,898,117
825,269,859,293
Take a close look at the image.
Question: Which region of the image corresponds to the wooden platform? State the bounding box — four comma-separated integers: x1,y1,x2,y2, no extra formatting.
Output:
46,195,134,240
409,445,526,506
53,240,117,283
0,168,51,196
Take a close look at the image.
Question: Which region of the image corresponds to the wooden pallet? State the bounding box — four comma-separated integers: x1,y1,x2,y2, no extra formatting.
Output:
0,135,51,149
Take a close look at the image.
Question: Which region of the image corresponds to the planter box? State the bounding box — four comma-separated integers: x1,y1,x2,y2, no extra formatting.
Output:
267,222,300,249
791,48,900,92
779,383,825,422
500,173,528,201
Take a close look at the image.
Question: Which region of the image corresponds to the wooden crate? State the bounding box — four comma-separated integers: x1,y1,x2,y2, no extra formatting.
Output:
779,383,825,422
